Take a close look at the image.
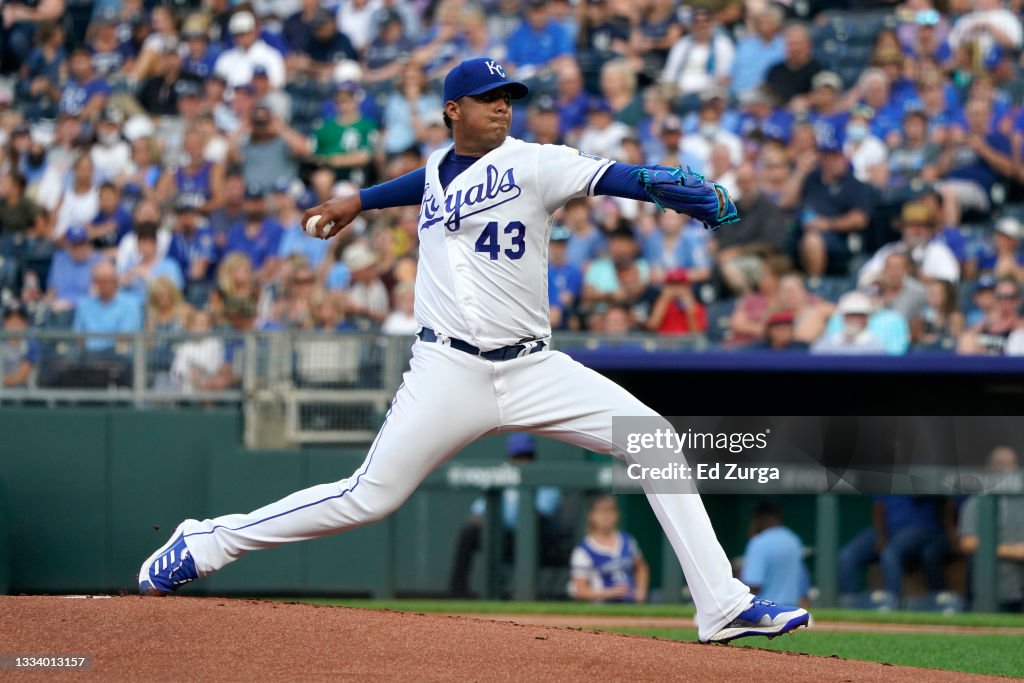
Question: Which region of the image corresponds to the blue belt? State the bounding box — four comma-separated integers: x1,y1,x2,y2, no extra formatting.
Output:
417,327,547,362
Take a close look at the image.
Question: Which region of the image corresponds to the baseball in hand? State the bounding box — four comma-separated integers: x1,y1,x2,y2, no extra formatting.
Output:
305,214,334,238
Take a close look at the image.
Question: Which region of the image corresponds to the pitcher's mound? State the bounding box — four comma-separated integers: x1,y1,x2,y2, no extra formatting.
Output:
0,597,994,681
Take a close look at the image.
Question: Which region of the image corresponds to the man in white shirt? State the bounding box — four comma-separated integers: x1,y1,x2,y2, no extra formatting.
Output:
213,11,286,89
858,201,960,286
948,0,1022,59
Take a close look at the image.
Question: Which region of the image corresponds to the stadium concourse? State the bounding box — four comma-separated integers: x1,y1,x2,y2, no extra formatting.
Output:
3,0,1024,366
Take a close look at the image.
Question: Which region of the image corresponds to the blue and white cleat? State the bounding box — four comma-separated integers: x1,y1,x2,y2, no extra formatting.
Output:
702,598,811,644
138,521,199,596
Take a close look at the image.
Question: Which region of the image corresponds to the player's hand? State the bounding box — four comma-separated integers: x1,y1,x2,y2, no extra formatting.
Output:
603,584,631,600
301,192,363,240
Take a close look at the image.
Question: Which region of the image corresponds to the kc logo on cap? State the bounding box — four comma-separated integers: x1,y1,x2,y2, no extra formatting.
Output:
443,57,530,103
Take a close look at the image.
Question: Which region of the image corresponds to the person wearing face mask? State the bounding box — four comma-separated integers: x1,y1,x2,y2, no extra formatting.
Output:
811,291,888,354
679,92,742,174
843,106,888,187
90,109,132,185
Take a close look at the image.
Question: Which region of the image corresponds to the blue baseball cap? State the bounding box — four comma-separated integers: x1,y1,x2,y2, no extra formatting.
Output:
506,432,536,458
443,57,529,103
65,224,89,244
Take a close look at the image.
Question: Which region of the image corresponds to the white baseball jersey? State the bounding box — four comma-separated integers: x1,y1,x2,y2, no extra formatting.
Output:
415,137,614,351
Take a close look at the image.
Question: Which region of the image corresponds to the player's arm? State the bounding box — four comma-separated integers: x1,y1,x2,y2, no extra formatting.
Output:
633,553,650,603
592,162,738,231
302,167,426,240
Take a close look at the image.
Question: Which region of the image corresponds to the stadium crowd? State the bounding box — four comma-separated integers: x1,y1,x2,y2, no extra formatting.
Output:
5,0,1024,390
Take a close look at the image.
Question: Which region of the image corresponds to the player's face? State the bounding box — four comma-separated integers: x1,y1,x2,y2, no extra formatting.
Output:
447,88,513,152
589,499,619,533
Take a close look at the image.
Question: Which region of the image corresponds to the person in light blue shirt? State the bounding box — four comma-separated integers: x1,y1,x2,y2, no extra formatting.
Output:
47,225,102,313
741,501,810,607
730,6,786,98
73,260,143,352
821,288,910,355
506,0,574,76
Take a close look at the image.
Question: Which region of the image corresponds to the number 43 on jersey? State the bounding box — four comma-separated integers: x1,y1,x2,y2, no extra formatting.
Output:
474,221,525,260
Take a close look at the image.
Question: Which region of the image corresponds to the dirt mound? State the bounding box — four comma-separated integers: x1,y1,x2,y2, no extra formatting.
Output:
0,597,1001,681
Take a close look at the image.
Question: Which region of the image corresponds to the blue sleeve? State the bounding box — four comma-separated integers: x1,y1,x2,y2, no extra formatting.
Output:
358,167,426,211
594,163,676,202
740,537,767,587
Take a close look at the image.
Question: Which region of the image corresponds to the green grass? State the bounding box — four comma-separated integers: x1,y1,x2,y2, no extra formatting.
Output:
602,627,1024,678
286,598,1024,628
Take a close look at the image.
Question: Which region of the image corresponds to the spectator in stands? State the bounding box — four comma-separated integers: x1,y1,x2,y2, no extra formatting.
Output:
180,15,216,82
3,0,64,75
381,282,417,336
600,60,644,128
600,303,637,334
584,227,649,309
306,9,358,73
875,251,928,324
756,143,792,204
506,0,575,84
214,11,285,89
811,291,888,354
169,198,216,307
165,130,225,217
137,43,202,117
844,106,889,187
730,5,785,100
633,0,682,84
2,302,38,388
712,163,787,295
342,243,388,330
958,276,1020,355
930,98,1013,226
947,0,1023,63
46,224,101,320
839,495,952,604
570,494,649,603
680,91,742,172
959,446,1024,612
763,23,823,106
824,283,911,355
268,260,316,330
0,172,39,237
970,216,1024,282
90,109,132,186
576,0,631,93
578,98,629,161
86,182,131,256
777,273,833,344
128,4,180,83
207,173,246,247
859,202,960,287
233,105,310,191
118,221,185,304
335,0,379,53
727,262,781,346
660,7,734,111
916,278,965,349
561,197,605,269
170,308,225,394
55,155,99,241
16,19,64,121
73,259,143,353
308,289,353,332
59,47,110,123
146,275,188,341
226,185,283,281
645,267,707,336
785,138,874,278
807,71,849,148
644,212,711,285
884,109,940,193
382,63,443,158
740,501,810,606
548,225,582,330
315,82,378,185
754,309,809,351
363,9,413,91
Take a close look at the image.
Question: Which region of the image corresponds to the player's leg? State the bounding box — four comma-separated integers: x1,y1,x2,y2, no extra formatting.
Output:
139,342,500,592
495,351,807,642
837,527,878,596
